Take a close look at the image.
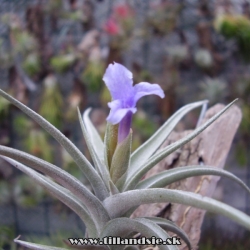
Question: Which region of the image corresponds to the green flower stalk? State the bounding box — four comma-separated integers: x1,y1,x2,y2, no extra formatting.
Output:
0,63,250,250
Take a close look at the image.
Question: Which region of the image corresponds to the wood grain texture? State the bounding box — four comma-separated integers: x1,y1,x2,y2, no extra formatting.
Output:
132,104,242,250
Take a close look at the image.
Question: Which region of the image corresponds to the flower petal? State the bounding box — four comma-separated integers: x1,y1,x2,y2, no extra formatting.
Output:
103,62,134,100
107,100,136,124
133,82,165,103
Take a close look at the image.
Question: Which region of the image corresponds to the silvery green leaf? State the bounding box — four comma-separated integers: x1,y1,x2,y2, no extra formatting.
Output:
83,108,104,163
4,157,98,237
110,131,132,184
0,89,108,200
100,217,178,250
143,217,191,250
129,100,208,177
103,188,250,231
109,180,120,195
78,108,110,190
104,122,118,169
136,166,250,194
0,147,110,233
124,246,139,250
123,99,238,191
14,236,68,250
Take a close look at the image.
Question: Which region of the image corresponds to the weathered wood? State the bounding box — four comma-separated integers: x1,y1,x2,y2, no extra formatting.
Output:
132,103,242,250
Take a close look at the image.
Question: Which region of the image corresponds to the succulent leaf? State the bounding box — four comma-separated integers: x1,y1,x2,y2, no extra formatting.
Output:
3,157,98,237
103,189,250,231
143,217,192,250
83,108,105,163
109,180,120,195
124,246,140,250
123,99,238,191
100,217,178,250
0,146,110,234
136,165,250,194
14,237,68,250
0,89,108,200
129,100,208,176
78,108,111,190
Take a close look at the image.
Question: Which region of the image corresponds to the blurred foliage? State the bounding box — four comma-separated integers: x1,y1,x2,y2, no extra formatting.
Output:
22,53,41,77
0,95,10,117
194,49,214,69
132,110,158,151
0,225,16,250
81,62,105,92
215,14,250,61
147,2,179,36
199,78,227,105
24,128,54,164
50,54,77,73
0,180,12,204
13,175,46,207
13,114,32,136
39,75,63,128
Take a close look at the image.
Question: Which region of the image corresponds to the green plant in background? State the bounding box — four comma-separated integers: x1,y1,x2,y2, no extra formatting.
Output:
24,128,54,164
146,2,179,36
0,63,250,250
0,95,10,117
22,52,41,77
13,174,46,207
132,110,158,151
2,13,38,55
50,53,77,73
215,13,250,61
39,74,63,128
0,180,11,204
199,77,227,105
81,61,105,92
0,38,12,68
0,226,16,250
194,49,214,69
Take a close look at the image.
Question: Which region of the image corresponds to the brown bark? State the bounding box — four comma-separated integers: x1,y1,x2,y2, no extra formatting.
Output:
132,103,242,250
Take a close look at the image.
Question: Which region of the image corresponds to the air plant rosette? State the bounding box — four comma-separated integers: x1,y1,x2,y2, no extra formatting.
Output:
0,62,249,250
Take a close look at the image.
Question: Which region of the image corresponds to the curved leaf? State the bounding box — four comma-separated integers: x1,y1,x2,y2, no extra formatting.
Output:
4,157,98,237
14,237,68,250
18,236,110,250
143,217,191,250
136,166,250,195
83,108,104,162
0,147,110,234
124,246,139,250
123,99,238,191
129,100,208,176
103,188,250,231
100,217,179,250
78,108,110,190
0,89,108,200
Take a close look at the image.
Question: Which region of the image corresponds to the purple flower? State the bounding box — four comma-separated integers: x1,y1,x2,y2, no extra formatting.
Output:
103,62,165,143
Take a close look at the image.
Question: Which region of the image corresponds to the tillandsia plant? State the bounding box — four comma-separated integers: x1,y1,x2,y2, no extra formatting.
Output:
0,62,250,250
